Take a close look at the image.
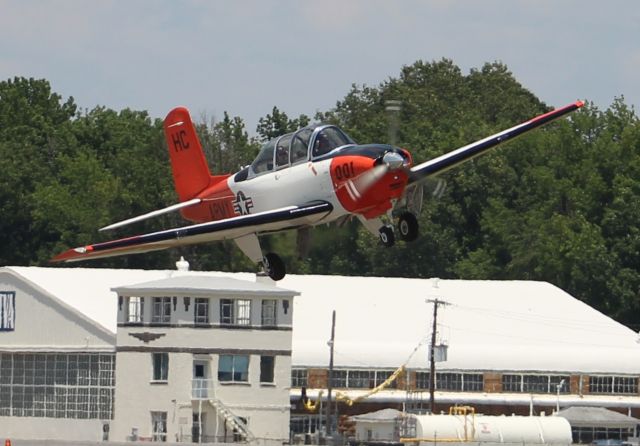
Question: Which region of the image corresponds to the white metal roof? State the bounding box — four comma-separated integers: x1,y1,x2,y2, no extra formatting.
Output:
556,406,640,427
3,266,640,375
111,274,298,297
279,275,640,374
3,266,247,333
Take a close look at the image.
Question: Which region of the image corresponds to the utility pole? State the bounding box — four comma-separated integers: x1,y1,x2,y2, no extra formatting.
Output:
426,297,449,414
325,310,336,436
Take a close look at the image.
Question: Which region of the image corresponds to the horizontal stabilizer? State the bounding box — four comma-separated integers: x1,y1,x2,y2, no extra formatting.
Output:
100,198,202,231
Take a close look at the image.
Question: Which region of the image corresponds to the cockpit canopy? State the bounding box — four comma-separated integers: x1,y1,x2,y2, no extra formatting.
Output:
250,124,355,176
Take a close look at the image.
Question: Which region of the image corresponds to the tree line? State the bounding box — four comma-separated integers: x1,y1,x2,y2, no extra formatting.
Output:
0,59,638,327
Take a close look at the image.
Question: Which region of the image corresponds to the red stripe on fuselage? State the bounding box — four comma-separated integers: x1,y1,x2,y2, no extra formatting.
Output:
180,178,237,223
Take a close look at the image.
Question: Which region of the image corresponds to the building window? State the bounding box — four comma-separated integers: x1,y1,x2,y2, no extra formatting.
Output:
415,372,483,392
330,370,347,388
127,297,143,323
463,373,484,391
0,291,15,331
261,299,277,326
437,373,463,391
194,298,209,324
220,299,234,324
152,353,169,382
152,297,171,324
522,375,549,393
151,411,167,442
260,356,275,383
348,370,374,388
291,369,308,387
503,374,570,393
374,370,397,388
0,352,114,419
590,376,638,394
220,299,251,326
502,374,522,392
415,372,430,389
237,299,251,325
218,355,249,382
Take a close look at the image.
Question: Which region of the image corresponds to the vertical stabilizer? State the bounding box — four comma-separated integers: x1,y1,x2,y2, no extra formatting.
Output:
164,107,212,201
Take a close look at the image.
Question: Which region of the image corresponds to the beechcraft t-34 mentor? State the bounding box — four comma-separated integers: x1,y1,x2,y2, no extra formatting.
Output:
53,101,584,280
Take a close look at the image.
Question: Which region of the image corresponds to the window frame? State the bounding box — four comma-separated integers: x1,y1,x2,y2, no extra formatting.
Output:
151,411,168,442
261,299,277,326
291,369,308,388
126,296,144,324
260,356,275,384
151,297,171,324
151,353,169,383
218,355,249,383
0,291,15,331
194,298,209,325
220,299,251,326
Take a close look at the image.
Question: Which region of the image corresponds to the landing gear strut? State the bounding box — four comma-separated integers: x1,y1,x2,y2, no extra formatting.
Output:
262,252,286,281
397,212,419,242
234,234,287,281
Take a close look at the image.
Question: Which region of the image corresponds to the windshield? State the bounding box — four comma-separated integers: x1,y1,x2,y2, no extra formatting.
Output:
311,126,355,157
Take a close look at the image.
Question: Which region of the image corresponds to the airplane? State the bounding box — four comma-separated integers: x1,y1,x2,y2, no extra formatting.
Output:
52,100,585,280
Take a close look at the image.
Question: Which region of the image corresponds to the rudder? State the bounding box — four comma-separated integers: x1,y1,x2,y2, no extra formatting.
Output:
164,107,212,201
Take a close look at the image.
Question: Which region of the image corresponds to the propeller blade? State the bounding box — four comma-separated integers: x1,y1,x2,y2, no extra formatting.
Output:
350,164,389,197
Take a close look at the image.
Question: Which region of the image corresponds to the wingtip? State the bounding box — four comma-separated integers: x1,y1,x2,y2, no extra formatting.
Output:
50,246,94,263
576,100,585,108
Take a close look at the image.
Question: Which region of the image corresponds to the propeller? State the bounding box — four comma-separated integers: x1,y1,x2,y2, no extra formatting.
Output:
348,151,407,198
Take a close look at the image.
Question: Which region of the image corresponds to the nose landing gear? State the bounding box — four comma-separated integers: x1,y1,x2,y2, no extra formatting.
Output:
359,212,419,248
379,226,395,247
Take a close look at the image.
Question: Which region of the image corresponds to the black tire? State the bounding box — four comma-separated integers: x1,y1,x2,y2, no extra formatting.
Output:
263,252,286,281
398,212,419,242
379,226,395,247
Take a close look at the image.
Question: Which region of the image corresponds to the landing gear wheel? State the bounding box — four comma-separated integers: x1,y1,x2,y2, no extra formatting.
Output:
398,212,419,242
379,226,395,247
263,252,286,281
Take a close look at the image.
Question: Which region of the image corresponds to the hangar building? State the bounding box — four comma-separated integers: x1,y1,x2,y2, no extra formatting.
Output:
0,265,639,443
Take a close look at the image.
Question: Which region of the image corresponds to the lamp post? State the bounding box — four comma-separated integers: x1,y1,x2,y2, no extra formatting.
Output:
556,379,565,413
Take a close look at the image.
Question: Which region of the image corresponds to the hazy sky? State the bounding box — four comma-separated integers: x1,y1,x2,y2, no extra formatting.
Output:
1,1,638,133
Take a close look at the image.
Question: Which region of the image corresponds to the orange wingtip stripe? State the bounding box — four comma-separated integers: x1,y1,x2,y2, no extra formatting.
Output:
50,245,93,263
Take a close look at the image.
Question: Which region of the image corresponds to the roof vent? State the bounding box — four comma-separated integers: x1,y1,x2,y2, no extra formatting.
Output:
176,256,190,271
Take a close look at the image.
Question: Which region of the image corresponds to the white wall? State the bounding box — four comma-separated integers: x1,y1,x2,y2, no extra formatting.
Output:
0,273,114,350
0,416,108,441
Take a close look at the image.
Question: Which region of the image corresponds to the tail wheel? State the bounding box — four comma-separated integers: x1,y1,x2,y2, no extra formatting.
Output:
379,226,395,247
263,252,286,281
398,212,419,242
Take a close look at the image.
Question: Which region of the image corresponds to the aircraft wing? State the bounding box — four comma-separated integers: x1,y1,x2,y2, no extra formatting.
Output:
52,201,333,263
408,101,584,183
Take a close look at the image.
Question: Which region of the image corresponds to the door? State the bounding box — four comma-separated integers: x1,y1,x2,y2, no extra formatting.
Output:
193,360,209,399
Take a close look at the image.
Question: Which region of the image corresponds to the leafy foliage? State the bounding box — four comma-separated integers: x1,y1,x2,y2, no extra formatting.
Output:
1,63,639,327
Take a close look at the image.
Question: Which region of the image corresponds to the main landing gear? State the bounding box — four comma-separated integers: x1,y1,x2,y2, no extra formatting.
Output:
397,212,419,242
234,233,286,281
262,252,286,281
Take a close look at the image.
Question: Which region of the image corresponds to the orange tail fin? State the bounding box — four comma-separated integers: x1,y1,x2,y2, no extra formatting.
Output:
163,107,215,201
